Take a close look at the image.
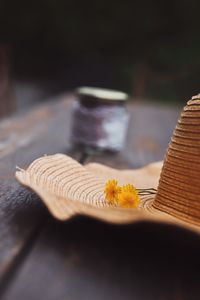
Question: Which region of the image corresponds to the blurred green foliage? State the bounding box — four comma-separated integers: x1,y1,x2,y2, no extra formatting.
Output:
1,0,200,102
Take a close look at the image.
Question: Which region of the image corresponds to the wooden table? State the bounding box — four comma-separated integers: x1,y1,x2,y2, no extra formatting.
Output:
0,95,200,300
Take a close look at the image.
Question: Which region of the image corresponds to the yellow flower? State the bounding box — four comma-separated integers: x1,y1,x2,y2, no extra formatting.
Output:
118,186,140,209
104,180,121,204
122,184,137,193
104,180,140,208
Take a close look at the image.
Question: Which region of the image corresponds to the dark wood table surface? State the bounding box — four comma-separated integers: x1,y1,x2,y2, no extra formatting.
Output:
0,95,200,300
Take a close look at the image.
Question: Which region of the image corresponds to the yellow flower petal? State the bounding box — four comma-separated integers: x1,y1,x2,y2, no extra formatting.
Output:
104,180,121,204
122,184,137,193
118,189,140,209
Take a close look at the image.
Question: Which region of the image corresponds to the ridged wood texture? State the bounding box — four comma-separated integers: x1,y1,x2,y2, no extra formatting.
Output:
153,94,200,225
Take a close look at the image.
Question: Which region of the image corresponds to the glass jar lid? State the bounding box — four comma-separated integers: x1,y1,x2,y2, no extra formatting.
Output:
76,87,128,102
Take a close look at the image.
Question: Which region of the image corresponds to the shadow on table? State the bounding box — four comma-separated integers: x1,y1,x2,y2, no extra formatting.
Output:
3,214,200,300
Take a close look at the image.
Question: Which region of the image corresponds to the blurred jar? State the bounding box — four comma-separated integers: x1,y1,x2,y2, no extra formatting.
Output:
71,87,129,153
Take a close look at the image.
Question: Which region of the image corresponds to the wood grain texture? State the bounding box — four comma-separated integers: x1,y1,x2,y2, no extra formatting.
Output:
0,95,81,289
3,102,199,300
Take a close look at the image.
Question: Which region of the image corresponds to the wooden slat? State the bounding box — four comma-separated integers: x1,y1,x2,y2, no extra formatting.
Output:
0,95,81,290
3,103,199,300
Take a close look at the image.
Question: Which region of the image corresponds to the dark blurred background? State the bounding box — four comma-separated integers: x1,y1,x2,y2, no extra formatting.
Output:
1,0,200,115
